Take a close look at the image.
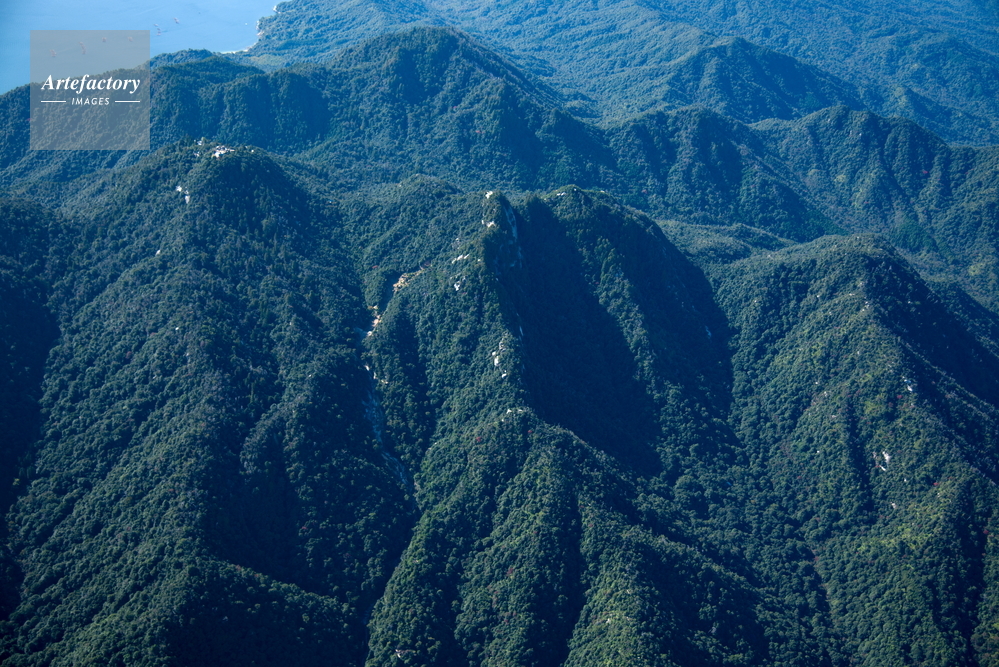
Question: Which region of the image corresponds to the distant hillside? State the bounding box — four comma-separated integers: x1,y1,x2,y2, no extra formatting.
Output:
241,0,999,144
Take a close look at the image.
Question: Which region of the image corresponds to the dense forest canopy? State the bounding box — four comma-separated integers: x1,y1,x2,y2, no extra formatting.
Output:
3,2,999,665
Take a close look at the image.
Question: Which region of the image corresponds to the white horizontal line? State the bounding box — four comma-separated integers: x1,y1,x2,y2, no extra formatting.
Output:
40,100,66,103
115,100,141,103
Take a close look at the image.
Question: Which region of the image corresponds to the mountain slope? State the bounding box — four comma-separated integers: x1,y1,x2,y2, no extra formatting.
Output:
1,146,412,666
4,139,999,664
4,17,999,667
751,107,999,305
0,198,58,641
242,0,999,143
645,0,999,144
700,232,999,666
244,0,867,124
9,28,998,264
358,185,835,666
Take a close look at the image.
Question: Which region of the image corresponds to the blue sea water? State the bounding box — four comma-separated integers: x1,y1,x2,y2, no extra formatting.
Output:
2,0,280,94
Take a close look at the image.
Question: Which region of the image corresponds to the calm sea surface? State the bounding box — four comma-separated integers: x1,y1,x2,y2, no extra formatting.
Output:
2,0,279,93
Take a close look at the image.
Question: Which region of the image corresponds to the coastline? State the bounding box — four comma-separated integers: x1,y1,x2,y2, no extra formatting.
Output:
1,0,281,94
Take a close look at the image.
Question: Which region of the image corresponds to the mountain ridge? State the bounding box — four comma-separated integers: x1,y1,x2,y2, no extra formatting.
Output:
241,0,999,144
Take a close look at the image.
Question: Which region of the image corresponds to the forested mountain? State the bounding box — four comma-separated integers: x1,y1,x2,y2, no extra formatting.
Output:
241,0,999,144
2,7,999,667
